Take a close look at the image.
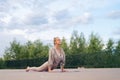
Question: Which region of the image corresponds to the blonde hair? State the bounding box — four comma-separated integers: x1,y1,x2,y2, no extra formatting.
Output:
54,37,59,45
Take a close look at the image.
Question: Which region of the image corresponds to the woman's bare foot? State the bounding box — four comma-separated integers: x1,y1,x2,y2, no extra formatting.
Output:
26,66,30,72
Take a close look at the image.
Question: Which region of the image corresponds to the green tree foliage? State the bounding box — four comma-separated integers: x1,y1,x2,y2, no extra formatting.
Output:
4,40,22,60
4,40,49,60
104,39,115,67
106,39,114,54
114,40,120,67
87,33,104,53
77,32,86,53
115,40,120,56
69,31,79,54
69,31,86,54
68,31,87,67
2,31,120,68
0,58,6,69
61,37,69,55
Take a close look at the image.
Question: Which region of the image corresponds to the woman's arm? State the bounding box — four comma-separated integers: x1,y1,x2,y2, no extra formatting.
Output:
61,64,65,72
48,48,54,72
61,49,66,72
48,66,52,72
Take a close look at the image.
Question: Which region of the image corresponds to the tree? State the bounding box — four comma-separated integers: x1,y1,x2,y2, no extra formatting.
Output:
105,39,115,67
3,31,120,68
84,33,104,67
0,58,5,69
4,40,22,60
114,40,120,67
115,40,120,56
4,39,49,60
69,31,79,54
25,41,34,59
33,40,49,57
87,33,104,53
61,37,69,55
77,32,86,53
105,39,114,54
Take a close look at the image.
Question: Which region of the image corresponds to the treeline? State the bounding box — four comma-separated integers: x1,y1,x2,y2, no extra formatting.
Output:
0,31,120,69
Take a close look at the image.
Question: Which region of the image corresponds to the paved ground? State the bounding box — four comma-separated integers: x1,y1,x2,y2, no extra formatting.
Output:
0,68,120,80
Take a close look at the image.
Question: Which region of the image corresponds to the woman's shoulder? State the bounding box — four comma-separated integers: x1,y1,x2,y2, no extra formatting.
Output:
49,47,55,52
60,48,64,51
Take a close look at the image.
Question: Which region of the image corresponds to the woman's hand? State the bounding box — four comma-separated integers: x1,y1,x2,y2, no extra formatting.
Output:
48,70,53,72
48,66,53,72
62,69,67,72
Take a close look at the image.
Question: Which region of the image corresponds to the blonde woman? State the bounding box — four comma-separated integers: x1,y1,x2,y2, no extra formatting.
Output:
26,37,66,72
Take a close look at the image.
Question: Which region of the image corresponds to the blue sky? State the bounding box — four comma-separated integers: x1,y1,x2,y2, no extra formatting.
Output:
0,0,120,57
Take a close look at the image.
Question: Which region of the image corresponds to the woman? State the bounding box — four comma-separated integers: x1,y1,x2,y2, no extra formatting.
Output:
26,37,66,72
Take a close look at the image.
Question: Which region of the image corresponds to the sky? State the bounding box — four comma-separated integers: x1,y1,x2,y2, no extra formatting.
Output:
0,0,120,57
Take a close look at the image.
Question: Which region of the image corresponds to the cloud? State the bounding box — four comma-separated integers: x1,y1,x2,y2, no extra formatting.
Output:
107,10,120,19
113,28,120,35
0,14,11,24
0,0,107,34
25,15,48,25
0,28,27,57
0,0,50,29
0,0,99,31
1,28,37,41
1,28,71,41
111,28,120,42
0,0,119,57
54,9,71,21
0,0,93,55
71,12,92,24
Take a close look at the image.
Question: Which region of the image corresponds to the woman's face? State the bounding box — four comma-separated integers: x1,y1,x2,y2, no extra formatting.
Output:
55,38,61,45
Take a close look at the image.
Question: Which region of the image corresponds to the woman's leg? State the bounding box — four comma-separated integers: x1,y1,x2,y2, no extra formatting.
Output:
26,62,49,72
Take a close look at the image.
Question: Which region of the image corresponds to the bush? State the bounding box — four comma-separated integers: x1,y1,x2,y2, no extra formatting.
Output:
0,58,6,69
5,56,48,69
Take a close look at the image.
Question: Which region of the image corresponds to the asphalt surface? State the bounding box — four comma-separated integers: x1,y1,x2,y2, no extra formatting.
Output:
0,68,120,80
